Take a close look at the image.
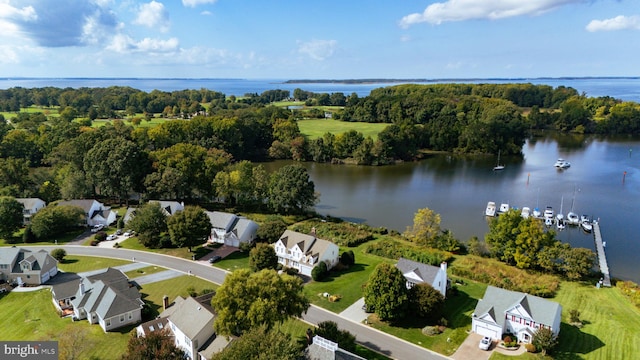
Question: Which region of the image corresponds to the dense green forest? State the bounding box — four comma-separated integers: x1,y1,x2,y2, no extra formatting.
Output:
0,83,638,204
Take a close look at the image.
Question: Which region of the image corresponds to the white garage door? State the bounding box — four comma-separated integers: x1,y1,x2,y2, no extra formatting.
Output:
473,323,499,339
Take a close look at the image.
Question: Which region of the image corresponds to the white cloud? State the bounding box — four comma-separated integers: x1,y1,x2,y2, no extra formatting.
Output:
586,15,640,32
400,0,581,27
107,34,179,53
200,10,212,15
182,0,217,8
134,1,170,32
297,39,337,60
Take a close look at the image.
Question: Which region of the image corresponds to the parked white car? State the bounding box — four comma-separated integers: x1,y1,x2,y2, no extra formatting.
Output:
106,234,117,241
91,224,105,233
479,336,491,351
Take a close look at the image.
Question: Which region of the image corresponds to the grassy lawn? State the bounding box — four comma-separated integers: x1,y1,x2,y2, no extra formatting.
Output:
2,229,87,247
368,277,487,356
303,241,394,313
117,237,213,260
0,290,131,360
124,265,167,279
297,118,389,140
212,249,250,272
58,255,132,273
139,275,218,317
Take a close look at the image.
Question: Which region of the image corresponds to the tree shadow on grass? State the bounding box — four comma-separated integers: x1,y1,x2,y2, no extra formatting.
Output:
553,322,605,359
61,259,78,265
317,263,370,284
442,289,475,329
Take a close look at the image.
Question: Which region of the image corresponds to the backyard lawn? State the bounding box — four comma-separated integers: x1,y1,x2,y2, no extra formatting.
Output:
139,275,218,317
58,255,132,273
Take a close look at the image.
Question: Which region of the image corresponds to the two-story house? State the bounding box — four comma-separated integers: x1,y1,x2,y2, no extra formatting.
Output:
136,293,230,360
272,229,339,276
15,198,46,225
56,199,117,227
472,285,562,343
0,247,58,286
70,268,144,332
395,257,448,297
205,211,259,247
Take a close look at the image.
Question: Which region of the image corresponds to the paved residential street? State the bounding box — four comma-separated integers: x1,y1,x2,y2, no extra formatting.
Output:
31,245,451,360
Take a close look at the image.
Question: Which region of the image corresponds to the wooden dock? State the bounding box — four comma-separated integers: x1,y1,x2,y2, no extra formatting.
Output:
593,222,611,287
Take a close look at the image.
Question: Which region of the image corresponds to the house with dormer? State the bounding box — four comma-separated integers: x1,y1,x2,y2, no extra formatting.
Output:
395,257,448,297
205,211,258,247
471,286,562,343
0,247,58,286
136,293,231,360
148,200,185,216
70,268,144,332
272,229,339,276
56,199,117,227
15,198,46,225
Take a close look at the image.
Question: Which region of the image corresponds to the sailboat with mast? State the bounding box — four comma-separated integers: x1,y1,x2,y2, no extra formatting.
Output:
556,196,565,230
567,185,580,225
532,188,542,218
493,150,505,171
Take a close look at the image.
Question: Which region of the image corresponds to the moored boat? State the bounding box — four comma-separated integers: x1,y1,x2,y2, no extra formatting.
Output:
521,207,530,219
580,215,593,232
485,202,496,217
543,206,554,220
567,212,580,225
499,203,510,214
532,207,542,218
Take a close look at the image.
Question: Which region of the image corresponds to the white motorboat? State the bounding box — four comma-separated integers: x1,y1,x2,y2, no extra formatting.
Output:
521,207,530,219
557,220,566,230
543,206,554,219
554,158,566,167
499,203,510,214
532,207,542,218
556,196,565,224
567,212,580,225
545,217,553,227
485,201,496,217
493,150,505,171
580,215,593,232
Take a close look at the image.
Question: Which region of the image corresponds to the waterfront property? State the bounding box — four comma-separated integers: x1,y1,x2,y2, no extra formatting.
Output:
272,229,339,276
136,293,230,360
396,257,448,297
205,211,259,247
471,286,561,343
0,247,58,286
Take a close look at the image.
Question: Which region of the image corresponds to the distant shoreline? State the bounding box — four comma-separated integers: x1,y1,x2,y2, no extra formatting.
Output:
284,76,640,84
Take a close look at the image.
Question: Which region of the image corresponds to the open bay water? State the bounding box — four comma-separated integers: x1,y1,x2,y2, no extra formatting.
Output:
1,77,639,102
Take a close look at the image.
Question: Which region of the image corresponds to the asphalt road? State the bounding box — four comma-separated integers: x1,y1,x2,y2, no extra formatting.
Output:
32,245,450,360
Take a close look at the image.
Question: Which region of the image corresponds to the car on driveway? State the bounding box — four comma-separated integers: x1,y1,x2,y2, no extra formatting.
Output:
106,234,117,241
479,336,491,351
91,224,105,233
208,255,221,263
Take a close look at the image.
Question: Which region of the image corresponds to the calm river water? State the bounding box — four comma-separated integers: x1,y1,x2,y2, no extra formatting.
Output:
269,134,640,283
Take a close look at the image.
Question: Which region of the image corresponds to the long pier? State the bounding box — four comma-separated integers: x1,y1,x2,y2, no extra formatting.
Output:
593,222,611,287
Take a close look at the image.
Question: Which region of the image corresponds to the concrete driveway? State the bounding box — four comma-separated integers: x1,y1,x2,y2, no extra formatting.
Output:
451,333,493,360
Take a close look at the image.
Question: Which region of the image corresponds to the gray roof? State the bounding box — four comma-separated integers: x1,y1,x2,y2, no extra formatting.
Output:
57,199,97,213
234,218,258,239
205,211,238,230
473,286,562,329
72,268,143,319
148,200,184,215
50,273,82,300
0,247,21,266
15,198,44,210
5,248,57,276
137,317,170,336
165,296,215,340
396,257,440,285
278,230,335,261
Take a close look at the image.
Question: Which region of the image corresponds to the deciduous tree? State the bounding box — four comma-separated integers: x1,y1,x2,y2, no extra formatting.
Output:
363,263,409,322
167,206,211,251
532,327,558,356
122,329,185,360
404,207,441,247
127,202,168,248
409,283,445,321
30,205,85,240
0,196,24,239
211,269,309,336
268,164,316,214
211,325,302,360
313,321,356,352
249,243,278,272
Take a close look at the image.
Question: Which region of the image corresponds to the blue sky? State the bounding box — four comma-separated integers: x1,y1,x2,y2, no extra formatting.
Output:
0,0,638,79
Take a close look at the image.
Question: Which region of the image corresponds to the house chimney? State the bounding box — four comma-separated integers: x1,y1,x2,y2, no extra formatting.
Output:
310,227,316,237
163,295,169,311
440,261,447,272
79,280,85,294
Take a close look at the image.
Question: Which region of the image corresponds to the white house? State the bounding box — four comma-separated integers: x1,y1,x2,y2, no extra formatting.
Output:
0,247,58,286
272,229,339,276
148,200,185,216
395,257,448,297
56,199,117,227
471,286,562,343
136,293,230,360
15,198,46,225
70,268,144,332
205,211,259,247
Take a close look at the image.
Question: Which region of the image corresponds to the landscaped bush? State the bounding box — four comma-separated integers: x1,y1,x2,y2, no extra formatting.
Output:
421,325,442,336
364,238,453,266
616,280,640,309
525,343,537,352
94,231,107,242
90,240,99,246
284,267,299,276
450,256,559,297
312,262,328,281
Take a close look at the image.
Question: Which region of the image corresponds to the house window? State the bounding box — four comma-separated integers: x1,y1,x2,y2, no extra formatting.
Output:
120,315,125,322
106,319,111,327
184,336,191,346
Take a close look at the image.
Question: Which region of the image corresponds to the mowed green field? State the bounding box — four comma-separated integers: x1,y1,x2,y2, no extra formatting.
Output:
297,119,389,140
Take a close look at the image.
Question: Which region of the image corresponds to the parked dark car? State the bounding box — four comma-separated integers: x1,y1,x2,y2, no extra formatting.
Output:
208,255,222,263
